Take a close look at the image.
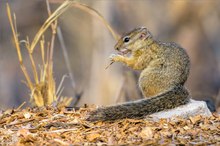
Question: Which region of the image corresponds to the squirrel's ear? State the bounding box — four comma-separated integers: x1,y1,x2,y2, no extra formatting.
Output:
139,32,151,40
140,33,146,39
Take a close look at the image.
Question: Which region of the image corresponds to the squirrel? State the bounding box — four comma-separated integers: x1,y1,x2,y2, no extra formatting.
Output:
87,27,190,121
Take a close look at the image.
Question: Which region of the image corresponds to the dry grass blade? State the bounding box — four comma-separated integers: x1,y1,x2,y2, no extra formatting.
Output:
7,3,59,107
30,0,74,52
70,1,120,41
25,38,39,84
105,61,114,69
31,0,119,53
7,0,119,107
6,4,33,90
47,0,78,104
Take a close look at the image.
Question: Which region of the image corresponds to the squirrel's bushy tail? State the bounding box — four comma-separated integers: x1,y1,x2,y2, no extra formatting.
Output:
87,85,189,121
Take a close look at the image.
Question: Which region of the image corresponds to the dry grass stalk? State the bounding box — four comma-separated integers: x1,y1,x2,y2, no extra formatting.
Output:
31,0,119,53
7,5,33,91
30,0,74,52
69,1,120,40
7,4,71,107
7,0,119,107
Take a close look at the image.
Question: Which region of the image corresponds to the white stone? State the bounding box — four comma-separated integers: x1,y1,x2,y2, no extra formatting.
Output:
147,99,212,120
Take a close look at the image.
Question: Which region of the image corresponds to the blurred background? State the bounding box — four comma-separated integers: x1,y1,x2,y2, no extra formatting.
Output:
0,0,220,112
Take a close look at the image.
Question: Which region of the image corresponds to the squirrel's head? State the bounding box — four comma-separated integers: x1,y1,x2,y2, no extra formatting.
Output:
114,27,153,55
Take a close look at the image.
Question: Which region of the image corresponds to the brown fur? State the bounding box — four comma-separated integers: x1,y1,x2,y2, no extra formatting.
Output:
87,27,190,121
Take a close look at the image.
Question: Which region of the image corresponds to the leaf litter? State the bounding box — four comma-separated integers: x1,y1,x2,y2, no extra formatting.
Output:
0,106,219,145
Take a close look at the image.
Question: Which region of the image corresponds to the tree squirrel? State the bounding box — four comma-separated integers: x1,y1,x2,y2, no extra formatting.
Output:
87,27,190,121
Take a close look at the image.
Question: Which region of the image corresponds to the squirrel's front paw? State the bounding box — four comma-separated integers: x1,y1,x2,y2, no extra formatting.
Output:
109,54,122,62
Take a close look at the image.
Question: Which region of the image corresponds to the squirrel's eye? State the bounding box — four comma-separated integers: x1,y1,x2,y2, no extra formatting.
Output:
123,36,130,43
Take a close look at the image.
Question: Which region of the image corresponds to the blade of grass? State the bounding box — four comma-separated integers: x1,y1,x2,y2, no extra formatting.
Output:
7,3,33,90
71,1,120,41
40,36,45,65
31,0,119,53
25,38,39,84
47,0,81,104
30,0,74,52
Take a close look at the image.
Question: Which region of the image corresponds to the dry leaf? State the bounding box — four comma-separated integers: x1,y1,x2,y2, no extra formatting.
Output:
139,127,153,139
189,115,202,124
23,112,31,119
1,106,219,145
86,133,101,141
17,128,30,137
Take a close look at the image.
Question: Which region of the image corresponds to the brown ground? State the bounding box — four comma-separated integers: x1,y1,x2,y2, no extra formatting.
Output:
0,106,219,145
